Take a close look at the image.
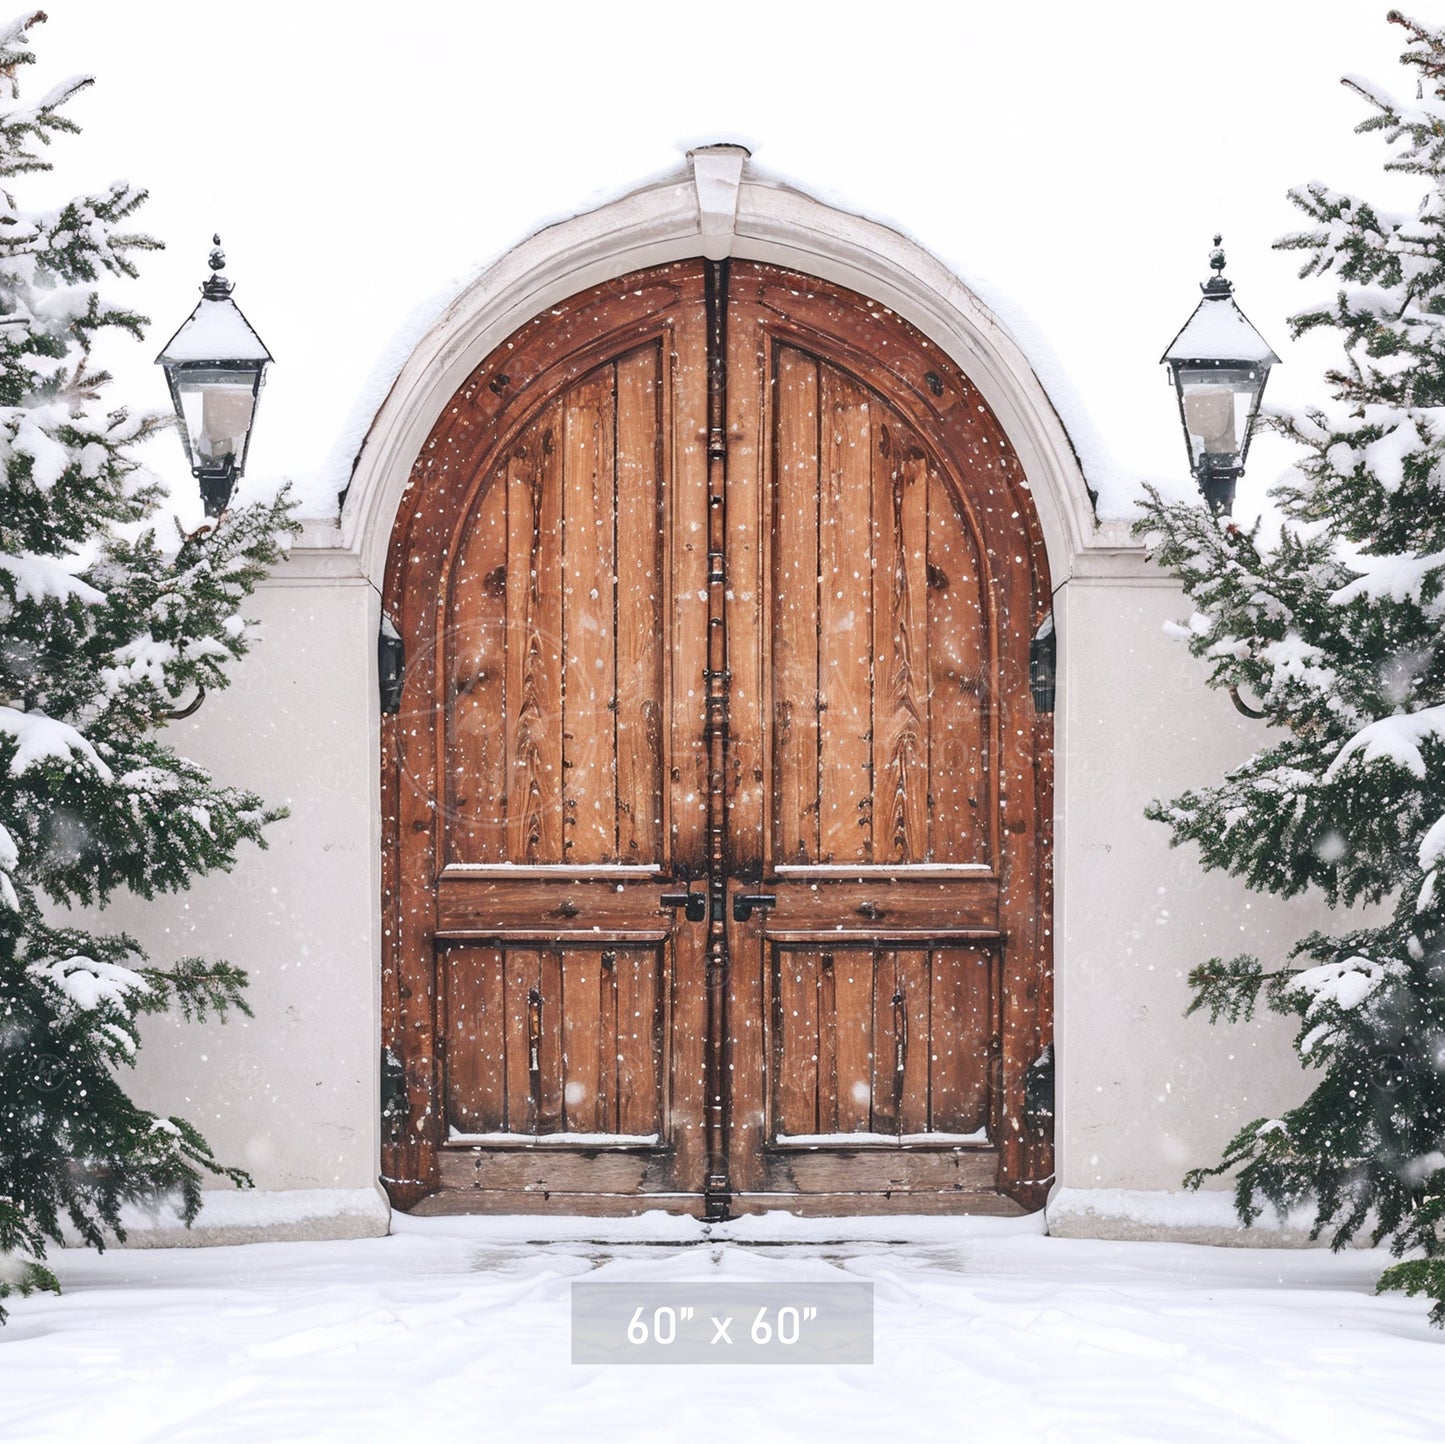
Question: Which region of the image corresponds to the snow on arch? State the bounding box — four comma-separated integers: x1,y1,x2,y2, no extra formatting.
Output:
340,149,1101,589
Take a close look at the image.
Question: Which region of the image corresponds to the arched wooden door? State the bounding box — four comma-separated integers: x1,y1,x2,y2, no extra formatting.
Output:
381,260,1053,1217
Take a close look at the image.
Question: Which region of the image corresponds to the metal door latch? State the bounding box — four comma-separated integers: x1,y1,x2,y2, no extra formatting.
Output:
661,888,707,922
732,892,777,922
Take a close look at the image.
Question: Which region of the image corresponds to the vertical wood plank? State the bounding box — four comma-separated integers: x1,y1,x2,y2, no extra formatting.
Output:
723,288,766,878
895,949,931,1134
537,949,564,1131
774,949,819,1137
503,949,540,1133
818,952,839,1134
443,944,506,1133
616,948,661,1136
614,346,665,865
833,949,875,1133
771,346,821,865
817,365,874,863
926,472,988,865
507,409,565,864
561,949,602,1133
929,947,991,1135
598,949,618,1133
871,950,899,1136
873,436,932,863
562,369,619,863
446,474,509,864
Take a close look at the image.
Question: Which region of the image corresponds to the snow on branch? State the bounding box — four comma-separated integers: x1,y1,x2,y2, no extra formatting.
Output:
0,706,112,780
1324,703,1445,781
26,953,150,1012
0,550,104,605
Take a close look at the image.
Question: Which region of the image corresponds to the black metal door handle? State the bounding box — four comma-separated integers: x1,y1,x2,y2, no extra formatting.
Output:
661,890,707,923
732,892,777,922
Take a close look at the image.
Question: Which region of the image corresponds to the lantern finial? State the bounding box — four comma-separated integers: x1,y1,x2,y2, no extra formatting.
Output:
1204,235,1232,296
203,234,234,300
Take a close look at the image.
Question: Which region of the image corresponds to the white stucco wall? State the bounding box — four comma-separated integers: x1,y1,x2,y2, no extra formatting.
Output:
93,548,387,1236
1052,566,1323,1211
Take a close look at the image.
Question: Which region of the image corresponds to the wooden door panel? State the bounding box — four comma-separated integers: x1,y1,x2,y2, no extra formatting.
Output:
873,441,931,866
929,946,998,1136
560,370,619,864
761,1148,999,1195
768,945,995,1144
442,941,665,1142
446,348,666,869
726,265,1048,1209
447,461,509,862
766,343,990,871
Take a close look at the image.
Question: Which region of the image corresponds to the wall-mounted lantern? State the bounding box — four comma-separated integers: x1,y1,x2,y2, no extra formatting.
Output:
156,237,273,517
1161,236,1279,515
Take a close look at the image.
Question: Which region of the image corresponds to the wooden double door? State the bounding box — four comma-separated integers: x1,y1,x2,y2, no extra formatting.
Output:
381,260,1052,1216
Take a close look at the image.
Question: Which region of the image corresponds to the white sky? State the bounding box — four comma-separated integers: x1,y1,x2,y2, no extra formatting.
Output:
30,1,1423,523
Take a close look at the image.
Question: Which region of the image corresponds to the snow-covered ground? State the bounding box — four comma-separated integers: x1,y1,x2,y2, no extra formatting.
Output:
3,1214,1441,1443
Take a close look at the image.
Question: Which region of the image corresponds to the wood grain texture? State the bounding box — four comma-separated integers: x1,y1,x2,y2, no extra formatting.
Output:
771,347,821,865
929,947,993,1135
926,467,988,864
561,949,604,1132
561,369,617,864
506,406,565,865
816,364,874,864
446,472,508,864
441,944,506,1133
873,436,931,864
614,347,664,865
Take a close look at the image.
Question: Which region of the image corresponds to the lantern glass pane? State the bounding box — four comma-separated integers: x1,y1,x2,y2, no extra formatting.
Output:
1176,364,1264,470
174,368,259,467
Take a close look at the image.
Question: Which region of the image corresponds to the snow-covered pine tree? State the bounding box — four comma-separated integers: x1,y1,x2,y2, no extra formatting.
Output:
0,11,296,1321
1135,10,1445,1327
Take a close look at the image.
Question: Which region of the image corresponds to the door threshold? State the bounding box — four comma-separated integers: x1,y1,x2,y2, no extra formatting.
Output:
389,1207,1046,1245
404,1188,1032,1222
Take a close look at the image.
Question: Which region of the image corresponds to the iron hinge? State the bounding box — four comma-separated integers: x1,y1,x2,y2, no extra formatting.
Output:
379,614,405,714
1024,1042,1054,1127
381,1045,409,1140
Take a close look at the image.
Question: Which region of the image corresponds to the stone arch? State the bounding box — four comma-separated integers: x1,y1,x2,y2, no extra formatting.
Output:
343,146,1095,589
